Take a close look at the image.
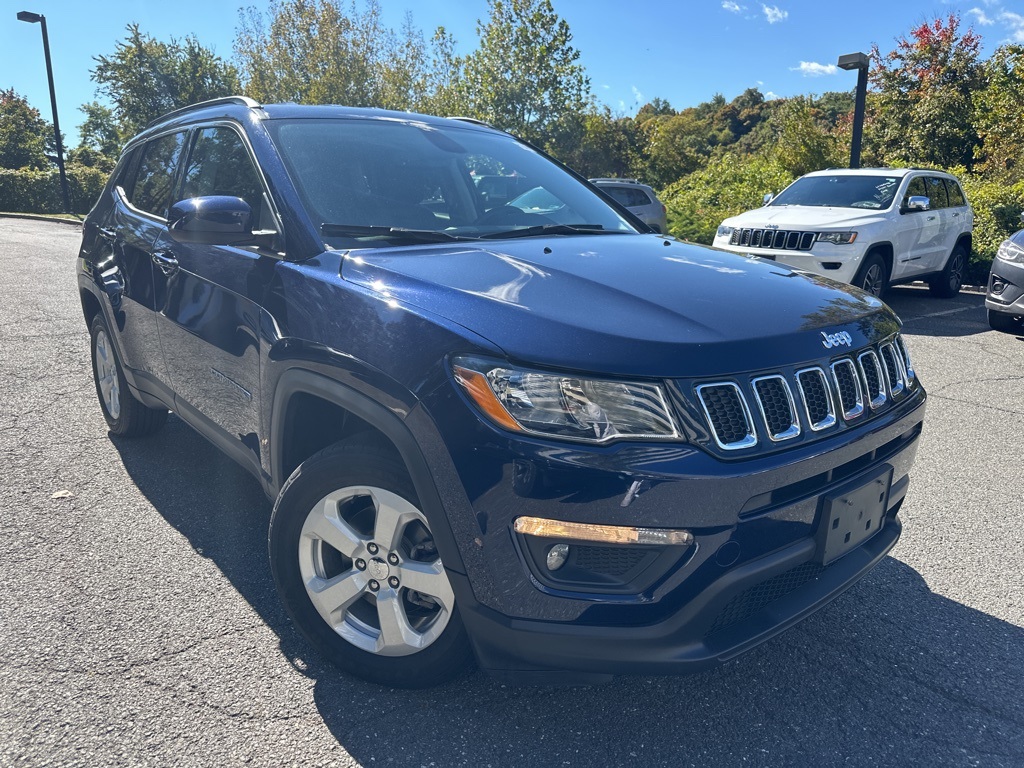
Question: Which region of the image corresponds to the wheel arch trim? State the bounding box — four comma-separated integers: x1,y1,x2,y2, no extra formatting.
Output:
269,368,468,575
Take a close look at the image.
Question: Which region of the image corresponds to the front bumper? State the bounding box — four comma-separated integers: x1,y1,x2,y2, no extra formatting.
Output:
416,378,925,680
712,237,867,284
986,257,1024,315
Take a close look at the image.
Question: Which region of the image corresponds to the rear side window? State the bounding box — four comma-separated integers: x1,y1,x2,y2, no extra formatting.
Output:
947,181,967,207
603,186,652,208
129,132,186,217
925,177,949,209
181,126,266,221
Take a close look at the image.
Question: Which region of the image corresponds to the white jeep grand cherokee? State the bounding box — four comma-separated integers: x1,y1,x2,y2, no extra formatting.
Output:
713,168,973,298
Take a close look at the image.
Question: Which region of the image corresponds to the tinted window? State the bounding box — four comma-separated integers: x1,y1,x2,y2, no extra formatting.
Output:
602,186,652,208
947,180,967,207
770,175,901,209
903,177,928,207
266,119,635,246
130,132,186,217
926,177,949,209
181,126,266,219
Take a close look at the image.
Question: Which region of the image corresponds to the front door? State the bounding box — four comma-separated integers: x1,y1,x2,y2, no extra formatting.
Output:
152,124,279,471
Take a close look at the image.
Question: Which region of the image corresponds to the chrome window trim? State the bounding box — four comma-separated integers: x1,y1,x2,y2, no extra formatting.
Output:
751,374,801,441
796,366,837,431
696,382,758,451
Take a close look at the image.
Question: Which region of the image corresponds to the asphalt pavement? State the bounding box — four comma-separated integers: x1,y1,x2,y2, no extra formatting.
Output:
1,218,1022,767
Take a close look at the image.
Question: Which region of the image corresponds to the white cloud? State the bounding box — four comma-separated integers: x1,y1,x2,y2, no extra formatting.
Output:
969,7,994,24
722,1,744,12
792,61,838,76
1000,10,1024,41
601,84,610,90
764,91,781,100
762,4,788,23
631,85,645,103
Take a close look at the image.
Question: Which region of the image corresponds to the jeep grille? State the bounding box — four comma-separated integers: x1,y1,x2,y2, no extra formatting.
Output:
729,228,815,251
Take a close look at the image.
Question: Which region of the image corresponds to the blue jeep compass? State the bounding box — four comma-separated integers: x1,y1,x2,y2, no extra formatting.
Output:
77,97,926,688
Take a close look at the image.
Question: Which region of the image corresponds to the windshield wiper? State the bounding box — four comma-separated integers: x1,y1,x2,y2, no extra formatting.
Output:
321,224,479,243
479,223,623,240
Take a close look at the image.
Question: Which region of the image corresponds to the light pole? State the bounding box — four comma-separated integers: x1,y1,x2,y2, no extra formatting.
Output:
837,51,869,170
17,10,72,214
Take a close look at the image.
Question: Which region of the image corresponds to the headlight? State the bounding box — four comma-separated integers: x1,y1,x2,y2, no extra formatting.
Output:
451,357,679,443
995,238,1024,263
816,231,858,245
716,225,734,238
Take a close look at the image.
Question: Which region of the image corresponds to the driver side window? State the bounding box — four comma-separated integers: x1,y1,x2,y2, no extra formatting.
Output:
902,177,928,209
181,126,270,228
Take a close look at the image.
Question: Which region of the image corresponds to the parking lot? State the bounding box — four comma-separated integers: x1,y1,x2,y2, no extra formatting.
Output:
1,217,1022,767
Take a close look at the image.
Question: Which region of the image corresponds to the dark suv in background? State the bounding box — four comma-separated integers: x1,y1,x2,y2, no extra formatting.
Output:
78,97,926,688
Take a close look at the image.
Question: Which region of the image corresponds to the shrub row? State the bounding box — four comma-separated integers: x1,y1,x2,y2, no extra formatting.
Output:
0,164,106,215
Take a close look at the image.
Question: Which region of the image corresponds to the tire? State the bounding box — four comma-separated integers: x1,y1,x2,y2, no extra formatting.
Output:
928,245,967,298
89,314,168,437
269,439,473,688
852,253,888,297
988,309,1023,334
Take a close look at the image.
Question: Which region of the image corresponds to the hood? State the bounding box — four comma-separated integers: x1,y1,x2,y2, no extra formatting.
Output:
340,234,899,378
723,205,888,230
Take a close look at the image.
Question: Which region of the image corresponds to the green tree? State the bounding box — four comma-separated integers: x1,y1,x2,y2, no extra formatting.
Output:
0,89,53,170
869,13,983,169
769,97,843,177
554,107,640,179
975,44,1024,179
457,0,590,149
92,24,240,138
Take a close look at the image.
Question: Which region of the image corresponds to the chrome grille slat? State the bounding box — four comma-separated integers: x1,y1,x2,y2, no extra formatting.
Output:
830,359,864,421
879,343,906,396
696,383,757,450
857,351,886,409
796,367,837,431
752,375,800,441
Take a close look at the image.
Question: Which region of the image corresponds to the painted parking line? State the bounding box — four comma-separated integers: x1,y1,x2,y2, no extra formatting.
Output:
902,304,984,322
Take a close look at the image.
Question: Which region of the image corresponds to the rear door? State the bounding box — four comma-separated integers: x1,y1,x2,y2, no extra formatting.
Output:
103,131,188,396
151,123,281,472
922,177,953,273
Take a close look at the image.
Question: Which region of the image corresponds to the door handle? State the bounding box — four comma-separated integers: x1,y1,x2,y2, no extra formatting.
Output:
97,227,119,243
926,215,936,221
152,251,179,276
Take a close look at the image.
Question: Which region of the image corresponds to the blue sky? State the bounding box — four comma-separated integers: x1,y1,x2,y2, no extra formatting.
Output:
3,0,1024,146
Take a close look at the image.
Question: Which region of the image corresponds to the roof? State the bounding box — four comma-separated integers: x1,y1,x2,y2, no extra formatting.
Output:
125,97,502,151
804,167,958,179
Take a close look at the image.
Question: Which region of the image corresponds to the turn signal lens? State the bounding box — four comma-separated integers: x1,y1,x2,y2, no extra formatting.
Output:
514,517,694,546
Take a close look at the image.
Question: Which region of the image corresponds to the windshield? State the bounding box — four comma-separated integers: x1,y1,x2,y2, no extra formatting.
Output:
265,118,637,247
770,174,902,210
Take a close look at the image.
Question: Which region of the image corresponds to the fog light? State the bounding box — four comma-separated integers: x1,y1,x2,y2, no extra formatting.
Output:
546,544,570,571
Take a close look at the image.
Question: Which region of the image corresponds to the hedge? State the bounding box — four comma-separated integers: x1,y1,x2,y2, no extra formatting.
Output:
0,164,106,215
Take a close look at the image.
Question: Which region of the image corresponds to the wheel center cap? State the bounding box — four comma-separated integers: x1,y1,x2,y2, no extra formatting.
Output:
367,558,390,580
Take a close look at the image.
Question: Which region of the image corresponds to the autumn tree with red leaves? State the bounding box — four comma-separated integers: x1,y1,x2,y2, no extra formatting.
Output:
868,13,983,169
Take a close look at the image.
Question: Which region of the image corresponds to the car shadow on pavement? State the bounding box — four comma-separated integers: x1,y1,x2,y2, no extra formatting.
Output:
882,286,991,339
113,418,1024,767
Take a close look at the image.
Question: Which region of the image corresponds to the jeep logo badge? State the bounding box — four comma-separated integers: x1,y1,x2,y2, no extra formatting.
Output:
821,331,853,349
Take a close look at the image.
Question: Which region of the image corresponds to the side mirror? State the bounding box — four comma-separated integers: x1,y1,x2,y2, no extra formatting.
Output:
1019,211,1023,224
763,193,774,205
903,195,930,213
168,196,253,245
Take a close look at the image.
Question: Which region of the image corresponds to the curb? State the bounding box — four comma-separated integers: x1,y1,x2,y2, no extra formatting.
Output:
0,212,84,227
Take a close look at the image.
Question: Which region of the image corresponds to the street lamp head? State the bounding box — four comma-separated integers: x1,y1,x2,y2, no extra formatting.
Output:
837,52,869,71
17,10,43,23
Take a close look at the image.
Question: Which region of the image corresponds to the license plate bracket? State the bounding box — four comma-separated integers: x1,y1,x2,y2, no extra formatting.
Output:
816,466,893,565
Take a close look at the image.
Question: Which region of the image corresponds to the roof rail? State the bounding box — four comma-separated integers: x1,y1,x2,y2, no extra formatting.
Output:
448,116,495,129
590,178,640,184
145,96,262,129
